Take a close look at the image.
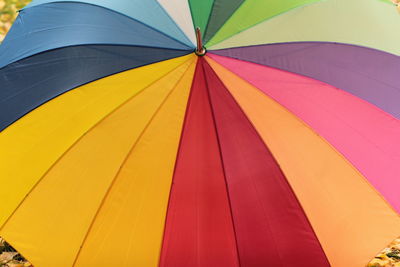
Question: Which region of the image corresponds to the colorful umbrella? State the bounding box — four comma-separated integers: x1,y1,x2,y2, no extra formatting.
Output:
0,0,399,266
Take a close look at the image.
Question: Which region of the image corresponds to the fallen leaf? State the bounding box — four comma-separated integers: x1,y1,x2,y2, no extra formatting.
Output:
0,252,18,263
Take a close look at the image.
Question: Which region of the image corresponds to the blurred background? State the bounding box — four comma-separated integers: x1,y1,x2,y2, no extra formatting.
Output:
0,0,31,42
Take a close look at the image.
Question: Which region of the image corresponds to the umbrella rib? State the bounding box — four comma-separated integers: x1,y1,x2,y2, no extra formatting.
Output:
0,47,192,133
201,0,217,44
201,59,242,267
158,58,199,264
71,58,195,266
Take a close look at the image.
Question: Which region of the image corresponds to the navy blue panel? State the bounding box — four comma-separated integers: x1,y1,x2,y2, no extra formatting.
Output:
0,2,192,68
0,45,191,131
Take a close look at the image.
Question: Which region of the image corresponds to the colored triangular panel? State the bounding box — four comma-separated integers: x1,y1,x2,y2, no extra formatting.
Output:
203,0,244,43
188,0,214,36
203,59,329,266
157,0,197,45
0,58,196,267
160,60,239,267
206,0,320,47
206,56,400,266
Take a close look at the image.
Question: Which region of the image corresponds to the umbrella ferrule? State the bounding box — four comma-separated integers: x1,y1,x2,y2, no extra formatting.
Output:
195,27,206,56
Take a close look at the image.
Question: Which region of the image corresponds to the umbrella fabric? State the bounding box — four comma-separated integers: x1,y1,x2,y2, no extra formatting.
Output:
0,0,399,266
212,43,400,117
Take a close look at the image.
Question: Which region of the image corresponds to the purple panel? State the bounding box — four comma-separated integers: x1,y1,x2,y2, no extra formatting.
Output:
211,42,400,119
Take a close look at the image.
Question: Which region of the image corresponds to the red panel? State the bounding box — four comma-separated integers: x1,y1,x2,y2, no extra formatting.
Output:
203,59,330,266
160,60,239,267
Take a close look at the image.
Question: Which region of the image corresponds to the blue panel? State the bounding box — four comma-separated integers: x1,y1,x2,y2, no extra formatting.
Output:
0,45,190,131
0,2,192,68
25,0,195,47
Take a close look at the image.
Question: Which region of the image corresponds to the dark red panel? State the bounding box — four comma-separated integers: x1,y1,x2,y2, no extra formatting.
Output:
160,61,239,267
203,59,330,267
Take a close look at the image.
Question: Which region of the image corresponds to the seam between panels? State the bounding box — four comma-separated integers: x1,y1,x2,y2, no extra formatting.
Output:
205,56,400,219
71,58,196,267
206,0,324,49
157,58,199,266
203,57,330,266
203,59,285,267
208,40,400,57
203,0,246,45
0,49,192,133
209,41,323,52
154,0,196,48
0,44,191,72
209,49,400,95
214,43,323,62
21,1,193,50
0,58,192,237
202,0,217,42
187,0,198,39
201,59,242,267
1,40,191,70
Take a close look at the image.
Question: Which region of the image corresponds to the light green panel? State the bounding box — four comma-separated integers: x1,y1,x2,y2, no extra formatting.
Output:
378,0,394,4
206,0,320,47
209,0,400,55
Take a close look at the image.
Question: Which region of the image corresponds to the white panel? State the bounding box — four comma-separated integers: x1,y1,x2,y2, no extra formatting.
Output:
158,0,197,46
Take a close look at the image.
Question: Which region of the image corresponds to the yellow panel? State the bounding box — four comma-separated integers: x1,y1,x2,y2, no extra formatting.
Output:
74,59,197,267
0,57,196,267
0,55,193,229
206,57,400,267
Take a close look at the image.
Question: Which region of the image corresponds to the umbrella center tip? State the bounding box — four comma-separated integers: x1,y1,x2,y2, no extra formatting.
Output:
195,47,207,56
195,27,207,56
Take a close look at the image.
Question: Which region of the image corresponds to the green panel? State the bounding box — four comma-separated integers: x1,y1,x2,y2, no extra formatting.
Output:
203,0,244,43
189,0,215,35
206,0,321,47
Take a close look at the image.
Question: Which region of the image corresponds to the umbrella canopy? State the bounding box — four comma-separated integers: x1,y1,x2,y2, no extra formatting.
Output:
0,0,399,266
